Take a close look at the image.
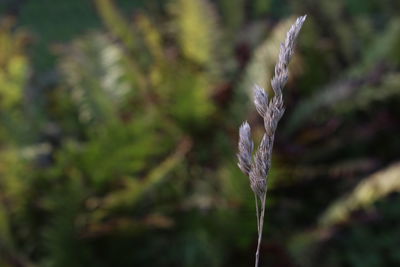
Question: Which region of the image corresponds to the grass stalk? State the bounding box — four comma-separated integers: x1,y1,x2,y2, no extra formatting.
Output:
237,15,306,267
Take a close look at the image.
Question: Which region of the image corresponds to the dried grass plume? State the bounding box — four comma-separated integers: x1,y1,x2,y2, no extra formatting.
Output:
236,15,306,267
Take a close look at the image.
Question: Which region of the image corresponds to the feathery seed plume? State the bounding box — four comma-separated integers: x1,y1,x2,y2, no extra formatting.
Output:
236,15,306,267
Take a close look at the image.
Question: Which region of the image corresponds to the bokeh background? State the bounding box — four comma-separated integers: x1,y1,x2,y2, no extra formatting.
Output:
1,0,400,266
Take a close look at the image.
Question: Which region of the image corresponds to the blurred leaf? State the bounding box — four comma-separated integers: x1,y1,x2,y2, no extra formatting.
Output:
169,0,219,68
218,0,245,31
319,162,400,227
94,0,136,52
59,33,132,126
42,177,92,267
0,18,29,110
98,137,192,213
160,64,216,129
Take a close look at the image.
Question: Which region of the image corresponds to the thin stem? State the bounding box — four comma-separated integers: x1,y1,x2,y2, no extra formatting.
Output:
254,192,260,234
255,193,266,267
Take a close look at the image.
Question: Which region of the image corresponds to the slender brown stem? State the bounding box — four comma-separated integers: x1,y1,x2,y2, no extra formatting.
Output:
255,193,266,267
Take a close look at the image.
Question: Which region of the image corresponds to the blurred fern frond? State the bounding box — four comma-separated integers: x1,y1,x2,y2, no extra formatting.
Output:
319,162,400,227
0,18,29,109
59,33,132,126
169,0,220,70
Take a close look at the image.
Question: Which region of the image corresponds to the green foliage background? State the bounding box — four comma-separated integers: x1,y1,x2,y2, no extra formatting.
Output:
0,0,400,266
